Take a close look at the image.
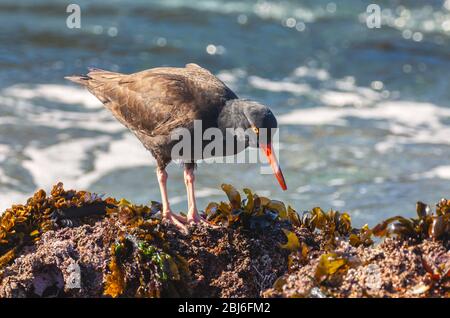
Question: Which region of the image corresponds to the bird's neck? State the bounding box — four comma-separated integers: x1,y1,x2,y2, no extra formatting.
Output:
217,99,251,132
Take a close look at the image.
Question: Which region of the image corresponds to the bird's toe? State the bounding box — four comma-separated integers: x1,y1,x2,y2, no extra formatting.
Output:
162,212,189,233
172,213,188,224
187,213,220,228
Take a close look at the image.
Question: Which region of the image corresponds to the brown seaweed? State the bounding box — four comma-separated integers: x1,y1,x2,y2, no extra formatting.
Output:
204,184,290,230
1,183,449,298
279,229,300,251
371,200,450,240
103,243,125,298
0,183,114,270
102,199,190,298
314,253,348,283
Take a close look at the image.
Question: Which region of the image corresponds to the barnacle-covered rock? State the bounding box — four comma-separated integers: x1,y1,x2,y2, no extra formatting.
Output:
0,183,289,298
0,183,448,298
0,183,115,272
264,238,449,298
264,198,450,298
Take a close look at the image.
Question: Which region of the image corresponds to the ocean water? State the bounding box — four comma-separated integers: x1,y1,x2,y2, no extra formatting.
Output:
1,0,450,226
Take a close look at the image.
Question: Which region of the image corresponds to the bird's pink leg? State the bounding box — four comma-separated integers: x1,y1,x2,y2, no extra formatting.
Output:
156,168,187,230
184,167,211,225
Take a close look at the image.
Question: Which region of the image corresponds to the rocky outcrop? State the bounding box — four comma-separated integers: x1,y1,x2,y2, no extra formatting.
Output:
0,184,448,298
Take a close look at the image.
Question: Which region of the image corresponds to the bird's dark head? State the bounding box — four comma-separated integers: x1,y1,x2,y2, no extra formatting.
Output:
222,99,287,191
242,100,278,143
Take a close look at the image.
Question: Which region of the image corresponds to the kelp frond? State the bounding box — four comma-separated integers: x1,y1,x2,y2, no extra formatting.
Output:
0,183,114,270
314,253,348,283
103,244,125,298
103,201,190,298
371,200,450,240
1,183,449,298
204,184,291,230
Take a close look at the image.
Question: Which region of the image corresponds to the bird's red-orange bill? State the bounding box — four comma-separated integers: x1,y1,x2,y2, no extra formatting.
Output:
260,143,287,191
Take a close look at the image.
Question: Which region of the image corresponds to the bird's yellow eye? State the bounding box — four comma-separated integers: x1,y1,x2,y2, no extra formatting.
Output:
252,126,259,134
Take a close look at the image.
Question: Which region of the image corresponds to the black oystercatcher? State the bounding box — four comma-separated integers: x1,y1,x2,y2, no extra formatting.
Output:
66,63,287,229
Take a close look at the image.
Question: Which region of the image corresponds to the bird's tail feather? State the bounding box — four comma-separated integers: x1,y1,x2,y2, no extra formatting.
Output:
65,67,121,86
64,74,91,86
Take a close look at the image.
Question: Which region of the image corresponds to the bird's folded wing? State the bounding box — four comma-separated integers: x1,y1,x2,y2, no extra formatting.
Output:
86,66,235,137
120,72,199,136
87,71,197,136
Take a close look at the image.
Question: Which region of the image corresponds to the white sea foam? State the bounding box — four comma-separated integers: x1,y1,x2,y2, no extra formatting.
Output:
412,165,450,180
0,135,154,213
0,191,31,212
327,178,346,187
279,107,347,125
279,101,450,151
0,145,22,212
246,65,382,108
0,84,124,133
22,134,155,191
0,168,21,188
216,68,247,91
1,67,449,213
358,4,450,37
3,84,101,109
76,134,155,188
292,66,330,80
296,185,312,193
0,144,9,163
22,136,112,192
151,0,321,23
0,83,156,212
248,76,310,95
319,91,373,108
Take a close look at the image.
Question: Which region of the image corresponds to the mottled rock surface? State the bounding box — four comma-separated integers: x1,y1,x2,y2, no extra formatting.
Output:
1,215,448,298
0,184,448,298
263,235,449,298
0,217,288,298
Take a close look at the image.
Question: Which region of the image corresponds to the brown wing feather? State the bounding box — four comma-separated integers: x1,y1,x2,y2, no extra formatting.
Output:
118,72,197,136
66,64,237,167
82,64,235,136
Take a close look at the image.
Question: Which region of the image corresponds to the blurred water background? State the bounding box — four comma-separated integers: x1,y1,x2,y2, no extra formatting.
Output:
1,0,450,226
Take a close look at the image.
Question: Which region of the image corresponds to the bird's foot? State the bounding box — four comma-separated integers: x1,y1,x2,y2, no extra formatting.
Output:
162,211,188,233
172,212,188,224
187,210,220,228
